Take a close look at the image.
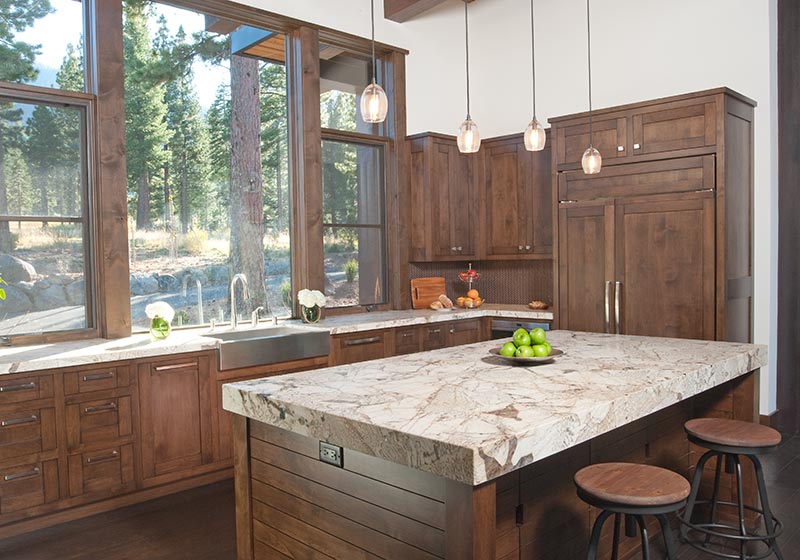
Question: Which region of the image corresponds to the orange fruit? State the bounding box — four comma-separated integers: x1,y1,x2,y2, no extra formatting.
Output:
456,297,466,307
466,289,479,299
464,297,474,307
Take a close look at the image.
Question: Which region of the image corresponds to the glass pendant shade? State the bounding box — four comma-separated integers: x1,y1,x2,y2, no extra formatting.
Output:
360,82,388,123
524,118,546,151
457,117,481,153
581,146,602,174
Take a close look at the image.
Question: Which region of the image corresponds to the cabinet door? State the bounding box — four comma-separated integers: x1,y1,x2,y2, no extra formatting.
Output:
631,99,716,156
484,139,552,257
422,324,448,351
431,141,479,259
558,200,615,333
555,115,628,168
615,192,716,340
330,330,388,366
394,326,422,356
447,319,482,347
138,355,213,480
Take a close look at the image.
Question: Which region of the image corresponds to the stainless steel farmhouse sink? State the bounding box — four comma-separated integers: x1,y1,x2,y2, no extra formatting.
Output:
207,326,330,371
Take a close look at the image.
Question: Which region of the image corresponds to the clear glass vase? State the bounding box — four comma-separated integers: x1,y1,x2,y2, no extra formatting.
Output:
149,316,172,340
301,305,321,324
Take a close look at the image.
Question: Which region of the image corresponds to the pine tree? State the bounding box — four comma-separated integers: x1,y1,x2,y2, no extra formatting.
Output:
206,84,231,231
54,44,84,216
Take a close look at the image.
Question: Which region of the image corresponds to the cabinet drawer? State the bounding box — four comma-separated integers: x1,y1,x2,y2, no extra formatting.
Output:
0,406,57,460
0,375,54,405
66,396,132,451
68,444,135,497
394,327,421,356
555,115,628,168
447,319,482,347
64,365,130,395
0,459,59,515
331,331,387,365
422,325,447,351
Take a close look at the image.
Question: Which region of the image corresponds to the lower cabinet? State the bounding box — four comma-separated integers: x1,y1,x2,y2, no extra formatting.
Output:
67,444,135,497
329,329,391,366
0,459,59,517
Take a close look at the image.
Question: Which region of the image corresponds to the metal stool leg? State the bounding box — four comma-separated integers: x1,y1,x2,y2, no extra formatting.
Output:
587,510,614,560
635,515,651,560
611,513,621,560
705,453,724,547
733,455,747,560
749,454,784,560
656,514,679,560
682,449,717,542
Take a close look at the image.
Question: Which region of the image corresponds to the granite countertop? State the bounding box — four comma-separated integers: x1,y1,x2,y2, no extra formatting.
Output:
0,304,551,376
223,331,767,486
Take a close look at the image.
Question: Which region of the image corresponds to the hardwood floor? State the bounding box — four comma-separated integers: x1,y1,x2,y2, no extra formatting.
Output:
0,434,797,560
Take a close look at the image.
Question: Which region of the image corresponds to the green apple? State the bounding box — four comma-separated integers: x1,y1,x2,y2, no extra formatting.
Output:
500,342,517,357
532,344,550,357
542,341,552,355
513,330,532,347
529,327,547,345
515,345,535,358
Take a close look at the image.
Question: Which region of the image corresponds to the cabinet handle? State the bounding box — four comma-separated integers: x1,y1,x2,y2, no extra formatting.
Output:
84,402,117,414
604,280,611,334
0,382,35,393
0,415,38,428
429,328,441,334
449,328,455,334
617,145,624,152
401,332,415,338
525,245,531,251
615,281,622,335
83,372,114,382
3,467,40,482
633,143,641,150
87,450,119,464
451,246,458,252
154,362,196,372
518,245,523,251
457,246,463,252
344,336,381,347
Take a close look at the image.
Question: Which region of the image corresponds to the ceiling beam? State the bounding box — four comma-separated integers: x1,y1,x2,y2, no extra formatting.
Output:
384,0,475,23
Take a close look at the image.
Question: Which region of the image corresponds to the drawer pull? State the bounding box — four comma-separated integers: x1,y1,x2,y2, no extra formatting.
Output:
86,450,119,464
83,372,114,382
401,332,415,338
344,336,381,347
84,403,117,414
429,328,441,334
154,362,196,372
633,143,641,150
3,467,40,482
0,382,36,393
0,415,38,427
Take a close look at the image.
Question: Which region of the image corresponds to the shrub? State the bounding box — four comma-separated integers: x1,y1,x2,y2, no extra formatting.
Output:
280,280,293,309
181,228,208,256
344,259,358,283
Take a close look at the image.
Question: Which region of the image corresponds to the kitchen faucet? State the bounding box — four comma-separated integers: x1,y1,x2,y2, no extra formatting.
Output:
230,273,249,330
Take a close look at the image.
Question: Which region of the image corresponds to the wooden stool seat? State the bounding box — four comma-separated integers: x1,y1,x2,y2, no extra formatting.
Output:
685,418,781,449
575,462,691,507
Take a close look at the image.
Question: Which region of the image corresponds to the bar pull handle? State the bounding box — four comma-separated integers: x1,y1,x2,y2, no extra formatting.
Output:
401,332,415,338
3,467,40,482
615,281,622,335
604,280,611,334
84,402,117,414
0,415,38,428
87,450,119,464
83,372,114,382
154,362,196,372
0,382,36,393
429,328,441,334
344,336,381,347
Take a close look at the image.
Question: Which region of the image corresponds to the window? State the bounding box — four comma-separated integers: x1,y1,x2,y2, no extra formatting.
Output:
123,1,291,330
320,46,384,136
0,96,93,335
321,140,387,308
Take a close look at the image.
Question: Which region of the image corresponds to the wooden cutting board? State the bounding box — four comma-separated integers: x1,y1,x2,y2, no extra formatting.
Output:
410,277,447,309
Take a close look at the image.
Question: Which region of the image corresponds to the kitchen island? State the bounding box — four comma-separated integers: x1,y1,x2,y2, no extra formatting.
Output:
223,331,766,560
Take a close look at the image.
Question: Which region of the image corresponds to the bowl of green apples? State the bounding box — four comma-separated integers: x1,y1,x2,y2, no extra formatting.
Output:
489,327,563,365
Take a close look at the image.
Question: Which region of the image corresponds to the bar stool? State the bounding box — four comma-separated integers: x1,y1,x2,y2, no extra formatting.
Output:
680,418,783,560
575,462,690,560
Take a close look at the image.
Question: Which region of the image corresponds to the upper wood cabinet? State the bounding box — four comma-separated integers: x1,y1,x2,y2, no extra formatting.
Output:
409,133,481,261
483,134,552,258
551,90,729,170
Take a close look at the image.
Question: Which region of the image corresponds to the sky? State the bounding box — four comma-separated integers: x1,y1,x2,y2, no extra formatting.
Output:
16,0,230,111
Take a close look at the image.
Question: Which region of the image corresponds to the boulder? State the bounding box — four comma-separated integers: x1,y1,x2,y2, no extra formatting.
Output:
32,284,66,311
46,273,74,285
157,274,180,293
175,268,209,286
0,254,36,283
65,280,86,306
0,284,33,313
205,265,229,286
16,281,35,294
130,272,159,296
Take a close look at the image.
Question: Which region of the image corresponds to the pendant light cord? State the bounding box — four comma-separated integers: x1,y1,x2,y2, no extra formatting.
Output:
464,0,471,119
586,0,593,146
530,0,536,118
370,0,377,85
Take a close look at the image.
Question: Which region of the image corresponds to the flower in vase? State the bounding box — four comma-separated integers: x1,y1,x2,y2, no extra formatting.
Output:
297,289,326,308
145,301,175,323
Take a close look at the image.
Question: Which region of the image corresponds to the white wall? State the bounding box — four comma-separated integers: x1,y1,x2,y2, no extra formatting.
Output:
241,0,779,413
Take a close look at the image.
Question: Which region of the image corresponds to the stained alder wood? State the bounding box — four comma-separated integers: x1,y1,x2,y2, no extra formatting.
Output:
685,418,782,448
575,462,691,507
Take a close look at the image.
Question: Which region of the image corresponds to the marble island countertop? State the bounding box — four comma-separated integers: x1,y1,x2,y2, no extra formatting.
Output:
223,331,767,486
0,304,551,376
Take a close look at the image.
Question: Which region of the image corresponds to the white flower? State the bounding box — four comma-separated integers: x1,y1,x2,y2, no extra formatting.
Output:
298,289,326,308
145,301,175,323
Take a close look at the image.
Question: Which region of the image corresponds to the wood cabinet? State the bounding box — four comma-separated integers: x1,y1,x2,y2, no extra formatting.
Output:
483,134,552,258
137,354,214,483
446,318,482,346
553,88,754,342
409,133,481,261
329,329,391,366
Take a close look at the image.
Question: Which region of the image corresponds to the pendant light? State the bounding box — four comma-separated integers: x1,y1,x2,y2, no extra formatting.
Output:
457,0,480,153
581,0,602,174
360,0,388,124
523,0,546,151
